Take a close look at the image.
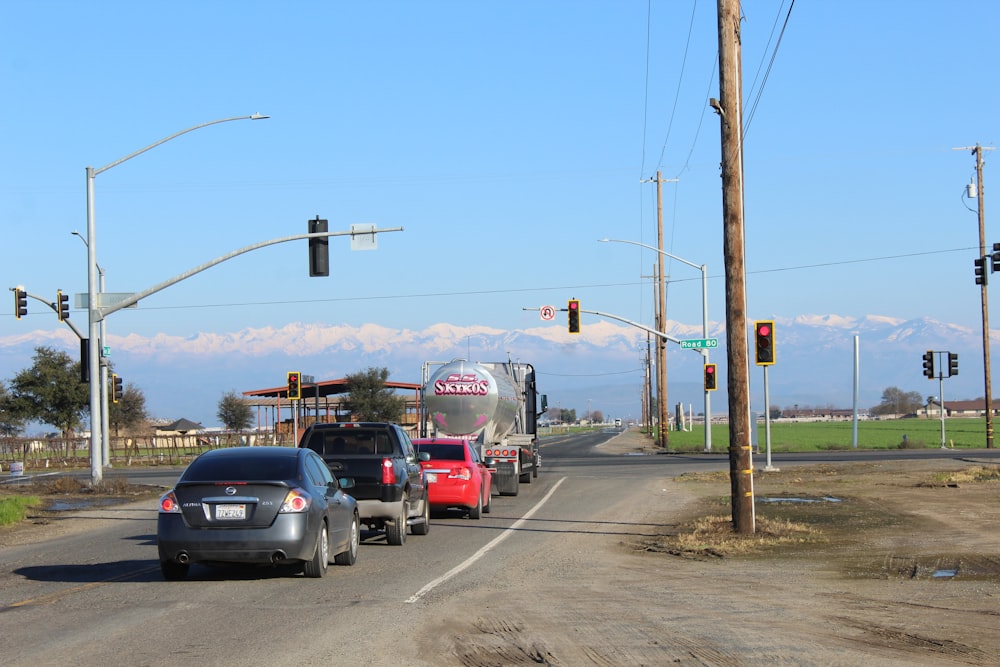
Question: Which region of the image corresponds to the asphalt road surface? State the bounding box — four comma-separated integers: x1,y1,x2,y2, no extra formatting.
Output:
2,430,998,666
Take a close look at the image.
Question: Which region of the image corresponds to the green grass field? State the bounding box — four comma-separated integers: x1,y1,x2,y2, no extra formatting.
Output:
657,417,991,452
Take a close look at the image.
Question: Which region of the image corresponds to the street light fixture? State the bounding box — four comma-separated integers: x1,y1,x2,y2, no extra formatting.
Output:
85,114,268,485
599,237,713,451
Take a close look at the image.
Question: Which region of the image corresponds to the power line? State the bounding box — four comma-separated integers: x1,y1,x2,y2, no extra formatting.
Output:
120,245,975,313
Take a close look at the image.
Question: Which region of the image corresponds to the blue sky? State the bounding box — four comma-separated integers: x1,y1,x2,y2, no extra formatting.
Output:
2,2,999,425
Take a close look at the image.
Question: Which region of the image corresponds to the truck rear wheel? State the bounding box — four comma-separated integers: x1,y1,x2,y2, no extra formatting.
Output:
411,496,430,535
386,497,408,546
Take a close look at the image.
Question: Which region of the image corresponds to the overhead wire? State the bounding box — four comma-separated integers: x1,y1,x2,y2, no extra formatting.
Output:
744,0,796,138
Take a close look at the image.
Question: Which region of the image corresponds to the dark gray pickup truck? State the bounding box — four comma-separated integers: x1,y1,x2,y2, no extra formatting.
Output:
298,422,430,545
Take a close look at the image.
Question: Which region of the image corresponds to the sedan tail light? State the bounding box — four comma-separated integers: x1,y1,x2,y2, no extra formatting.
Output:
159,491,181,514
279,488,313,513
448,467,472,480
381,457,396,485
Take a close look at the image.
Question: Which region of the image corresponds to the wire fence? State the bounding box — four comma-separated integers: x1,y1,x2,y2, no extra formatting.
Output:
0,432,299,472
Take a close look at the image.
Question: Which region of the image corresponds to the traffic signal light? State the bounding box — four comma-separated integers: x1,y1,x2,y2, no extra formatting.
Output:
948,352,959,377
975,257,988,285
567,299,580,334
704,363,718,391
287,371,302,400
922,351,935,379
14,288,27,319
754,320,775,365
308,216,329,277
57,290,69,322
111,374,123,403
992,243,1000,273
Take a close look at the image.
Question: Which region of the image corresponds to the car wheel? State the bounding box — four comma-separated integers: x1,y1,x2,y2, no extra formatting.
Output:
483,488,492,514
304,523,329,578
469,490,482,519
411,495,430,535
160,559,188,581
386,497,408,545
334,511,360,566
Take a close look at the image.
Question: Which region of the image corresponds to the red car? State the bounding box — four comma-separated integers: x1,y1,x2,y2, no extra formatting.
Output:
413,438,493,519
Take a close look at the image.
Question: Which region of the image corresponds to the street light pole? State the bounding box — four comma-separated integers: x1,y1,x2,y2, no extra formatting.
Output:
73,231,110,466
85,114,268,485
599,237,712,451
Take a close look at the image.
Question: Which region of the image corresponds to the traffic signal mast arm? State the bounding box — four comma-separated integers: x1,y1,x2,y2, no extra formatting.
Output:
8,287,85,339
540,306,684,346
92,225,404,320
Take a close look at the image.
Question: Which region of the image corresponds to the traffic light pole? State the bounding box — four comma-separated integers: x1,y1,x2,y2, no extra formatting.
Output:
762,365,777,471
938,373,947,449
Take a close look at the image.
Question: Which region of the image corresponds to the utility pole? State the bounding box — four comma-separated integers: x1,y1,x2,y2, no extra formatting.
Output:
716,0,755,533
955,144,994,448
645,170,678,448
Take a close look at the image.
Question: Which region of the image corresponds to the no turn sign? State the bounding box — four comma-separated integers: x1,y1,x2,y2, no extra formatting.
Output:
540,305,556,321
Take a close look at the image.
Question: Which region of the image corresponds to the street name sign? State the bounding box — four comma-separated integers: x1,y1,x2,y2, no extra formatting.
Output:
680,338,718,349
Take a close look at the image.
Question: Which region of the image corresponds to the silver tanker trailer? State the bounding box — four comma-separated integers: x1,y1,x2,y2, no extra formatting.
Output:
420,359,543,496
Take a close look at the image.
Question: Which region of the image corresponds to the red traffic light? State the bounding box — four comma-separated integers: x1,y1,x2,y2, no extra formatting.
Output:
754,320,775,365
567,299,581,334
704,363,717,391
287,371,302,400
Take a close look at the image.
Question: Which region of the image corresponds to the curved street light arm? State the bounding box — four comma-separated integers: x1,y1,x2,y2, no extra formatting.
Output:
92,114,269,177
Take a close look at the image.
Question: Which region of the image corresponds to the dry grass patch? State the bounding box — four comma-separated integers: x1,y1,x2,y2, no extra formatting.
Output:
922,465,1000,487
635,514,823,559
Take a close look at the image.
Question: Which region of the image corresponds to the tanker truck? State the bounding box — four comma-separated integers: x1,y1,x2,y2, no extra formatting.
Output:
420,359,543,496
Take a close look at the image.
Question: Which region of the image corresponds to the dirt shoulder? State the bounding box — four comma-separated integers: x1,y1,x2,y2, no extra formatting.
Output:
418,430,1000,666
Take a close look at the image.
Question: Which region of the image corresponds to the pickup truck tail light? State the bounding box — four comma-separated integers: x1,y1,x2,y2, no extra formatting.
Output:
381,457,396,485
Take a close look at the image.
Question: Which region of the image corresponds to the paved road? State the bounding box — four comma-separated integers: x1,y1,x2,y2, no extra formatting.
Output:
3,431,998,665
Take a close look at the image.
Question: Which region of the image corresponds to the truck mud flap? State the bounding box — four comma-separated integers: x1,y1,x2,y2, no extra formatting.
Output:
494,461,519,496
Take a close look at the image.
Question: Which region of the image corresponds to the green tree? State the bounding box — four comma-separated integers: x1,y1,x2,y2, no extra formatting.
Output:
871,387,924,416
8,346,89,435
0,383,28,436
343,367,406,422
109,382,149,435
217,390,254,433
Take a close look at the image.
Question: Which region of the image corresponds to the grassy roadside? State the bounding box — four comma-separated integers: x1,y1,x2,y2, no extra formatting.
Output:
656,417,991,451
0,496,42,526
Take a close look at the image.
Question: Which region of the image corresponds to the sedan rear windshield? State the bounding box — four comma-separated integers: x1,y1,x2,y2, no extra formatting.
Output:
415,444,466,461
183,455,298,482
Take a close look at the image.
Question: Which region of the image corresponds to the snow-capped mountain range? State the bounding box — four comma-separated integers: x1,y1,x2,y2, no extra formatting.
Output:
2,314,994,429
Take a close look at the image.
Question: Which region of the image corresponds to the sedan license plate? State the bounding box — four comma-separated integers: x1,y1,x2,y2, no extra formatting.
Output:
215,504,246,520
425,472,437,483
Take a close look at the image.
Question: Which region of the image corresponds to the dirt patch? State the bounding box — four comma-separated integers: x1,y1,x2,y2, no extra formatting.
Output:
637,460,1000,582
416,433,1000,665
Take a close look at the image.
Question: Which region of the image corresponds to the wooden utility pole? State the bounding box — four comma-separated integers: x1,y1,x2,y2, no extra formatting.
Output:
716,0,755,533
956,144,995,448
656,171,669,447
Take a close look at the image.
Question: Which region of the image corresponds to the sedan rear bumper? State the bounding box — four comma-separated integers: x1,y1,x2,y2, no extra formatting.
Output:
157,513,318,565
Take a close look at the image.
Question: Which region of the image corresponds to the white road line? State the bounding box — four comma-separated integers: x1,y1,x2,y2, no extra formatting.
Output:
405,476,566,604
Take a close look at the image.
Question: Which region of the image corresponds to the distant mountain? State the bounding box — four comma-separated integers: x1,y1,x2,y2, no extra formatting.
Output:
1,315,994,429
